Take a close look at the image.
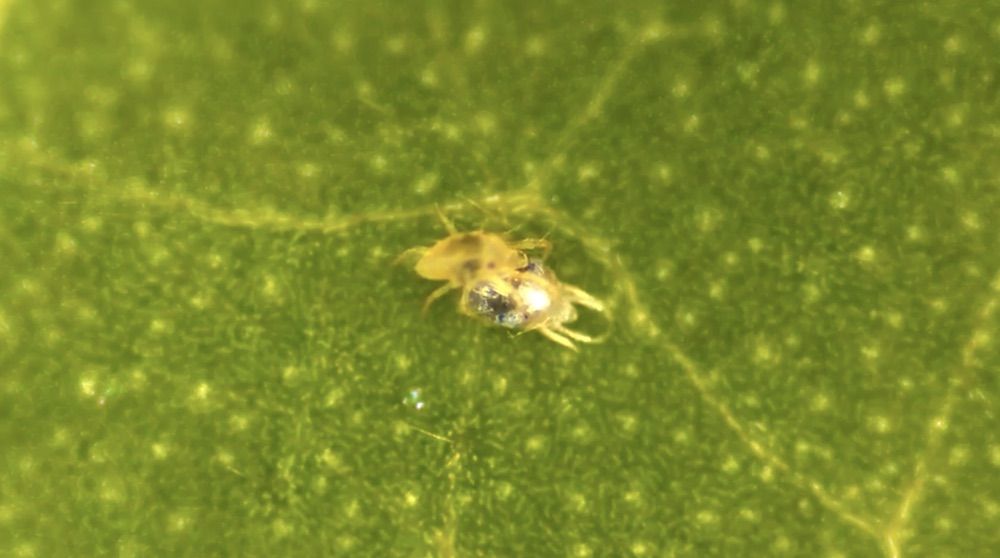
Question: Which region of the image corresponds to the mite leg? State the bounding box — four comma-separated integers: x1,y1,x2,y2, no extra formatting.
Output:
434,205,459,235
423,283,456,314
461,193,511,230
561,284,605,312
552,323,597,344
510,238,552,260
537,327,579,351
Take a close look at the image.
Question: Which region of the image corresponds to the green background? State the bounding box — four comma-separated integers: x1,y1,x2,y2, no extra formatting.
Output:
2,1,999,556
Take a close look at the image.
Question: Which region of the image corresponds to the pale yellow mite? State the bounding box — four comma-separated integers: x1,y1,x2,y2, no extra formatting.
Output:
403,212,606,350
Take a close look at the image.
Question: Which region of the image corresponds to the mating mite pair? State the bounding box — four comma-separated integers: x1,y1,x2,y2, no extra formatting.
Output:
402,212,607,350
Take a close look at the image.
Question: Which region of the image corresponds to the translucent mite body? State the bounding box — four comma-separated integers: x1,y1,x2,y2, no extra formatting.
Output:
405,213,605,350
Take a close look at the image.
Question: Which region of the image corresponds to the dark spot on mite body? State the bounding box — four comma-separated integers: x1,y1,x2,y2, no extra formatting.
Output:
462,259,481,273
454,234,483,248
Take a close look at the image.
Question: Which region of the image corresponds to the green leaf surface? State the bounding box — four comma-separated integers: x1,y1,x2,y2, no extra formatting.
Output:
2,1,999,556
